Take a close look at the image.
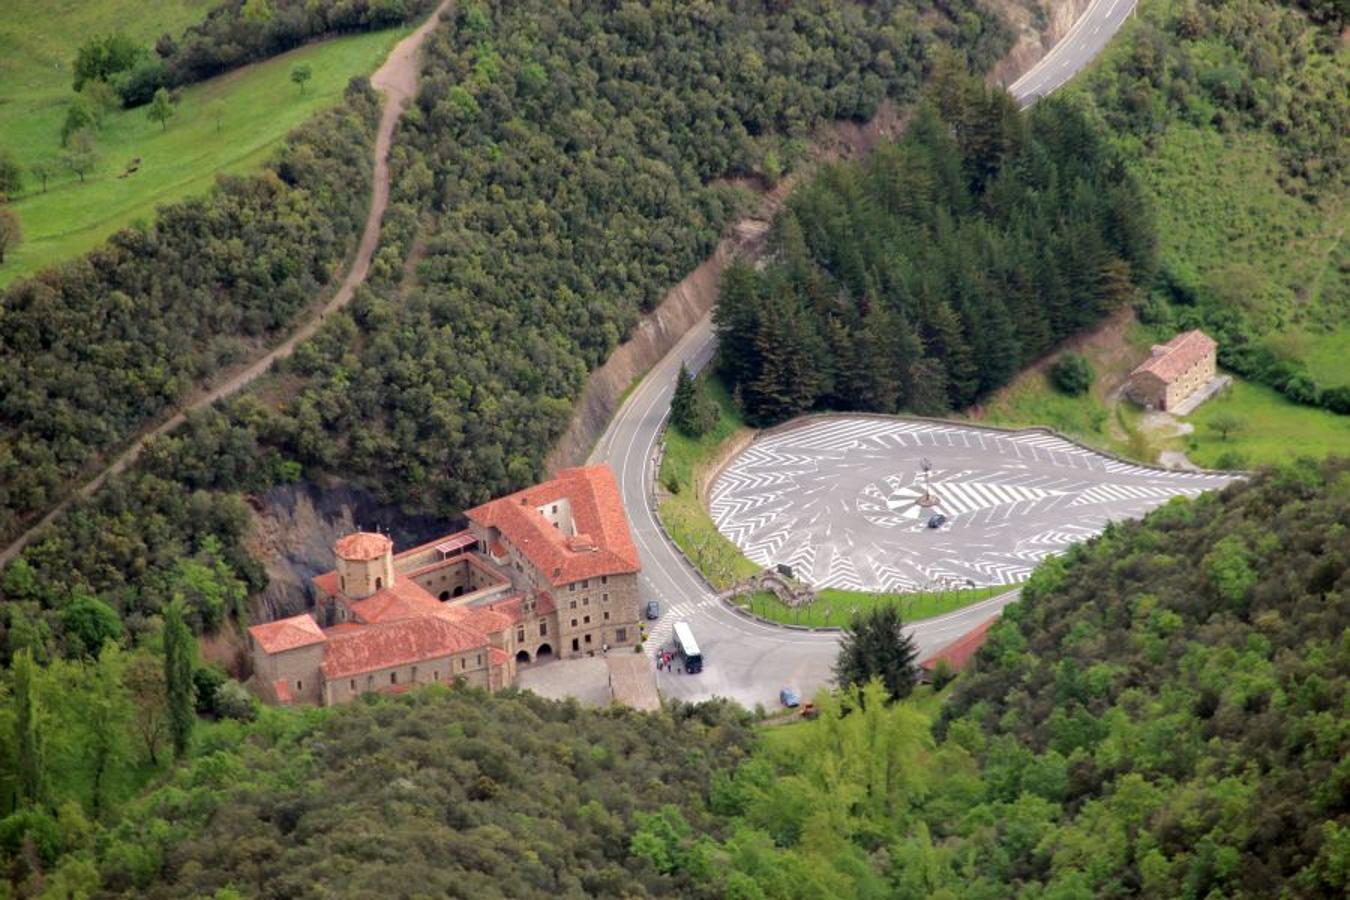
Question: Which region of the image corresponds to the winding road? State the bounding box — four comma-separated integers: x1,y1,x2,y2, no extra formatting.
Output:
0,1,454,569
590,1,1150,709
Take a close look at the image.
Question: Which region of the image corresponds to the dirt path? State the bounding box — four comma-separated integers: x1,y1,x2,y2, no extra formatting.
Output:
0,1,453,570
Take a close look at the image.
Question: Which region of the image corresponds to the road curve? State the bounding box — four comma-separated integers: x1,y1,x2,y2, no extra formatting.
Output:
590,1,1140,708
0,1,454,570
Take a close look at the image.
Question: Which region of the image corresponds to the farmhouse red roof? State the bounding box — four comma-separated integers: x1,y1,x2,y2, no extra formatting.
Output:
321,616,490,679
335,531,393,561
1130,330,1216,384
465,465,639,586
249,614,325,654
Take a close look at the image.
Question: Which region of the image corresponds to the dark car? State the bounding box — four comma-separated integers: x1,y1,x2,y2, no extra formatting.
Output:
927,513,947,529
779,687,800,708
645,600,661,620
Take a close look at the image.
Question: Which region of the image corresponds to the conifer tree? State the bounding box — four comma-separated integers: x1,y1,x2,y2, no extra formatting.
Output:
834,605,920,701
13,648,43,805
670,363,698,435
163,600,196,759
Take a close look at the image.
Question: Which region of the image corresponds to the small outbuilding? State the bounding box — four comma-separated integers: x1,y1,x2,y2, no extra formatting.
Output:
1126,329,1217,412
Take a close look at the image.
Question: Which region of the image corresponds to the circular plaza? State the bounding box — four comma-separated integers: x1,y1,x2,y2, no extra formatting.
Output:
708,417,1239,592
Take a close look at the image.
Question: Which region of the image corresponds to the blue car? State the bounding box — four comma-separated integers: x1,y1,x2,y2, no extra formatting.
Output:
779,687,800,708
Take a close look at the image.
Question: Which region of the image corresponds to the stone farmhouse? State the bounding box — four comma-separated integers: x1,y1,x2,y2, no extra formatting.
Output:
248,465,641,705
1126,329,1218,412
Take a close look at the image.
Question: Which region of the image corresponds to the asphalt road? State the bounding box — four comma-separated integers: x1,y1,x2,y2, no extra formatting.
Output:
1008,0,1138,106
589,1,1143,710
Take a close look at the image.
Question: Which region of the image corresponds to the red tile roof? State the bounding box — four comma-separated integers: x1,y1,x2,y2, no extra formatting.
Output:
313,570,339,598
1130,330,1216,384
335,531,393,561
321,616,490,679
920,619,995,674
249,614,325,654
483,592,554,623
438,604,513,635
347,578,443,625
489,647,509,666
465,465,639,586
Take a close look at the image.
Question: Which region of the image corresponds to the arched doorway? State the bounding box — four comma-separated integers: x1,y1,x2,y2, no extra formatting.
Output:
536,643,554,660
439,591,451,601
453,585,465,597
515,649,531,664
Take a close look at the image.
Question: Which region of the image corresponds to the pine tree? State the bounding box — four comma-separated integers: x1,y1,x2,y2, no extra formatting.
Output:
834,605,920,701
713,260,763,390
163,600,196,760
670,363,698,435
13,648,43,805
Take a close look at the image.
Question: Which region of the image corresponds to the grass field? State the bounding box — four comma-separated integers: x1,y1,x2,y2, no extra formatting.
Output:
657,378,761,591
1178,378,1350,469
731,585,1007,629
0,3,408,285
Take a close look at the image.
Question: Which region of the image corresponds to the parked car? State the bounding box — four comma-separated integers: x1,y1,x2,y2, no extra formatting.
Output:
645,599,661,620
927,513,947,529
779,687,800,708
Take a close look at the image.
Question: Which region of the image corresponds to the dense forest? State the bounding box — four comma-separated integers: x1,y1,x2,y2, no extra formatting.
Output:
0,77,380,546
2,458,1342,896
252,0,1012,514
1078,0,1347,412
0,0,1012,653
713,66,1155,425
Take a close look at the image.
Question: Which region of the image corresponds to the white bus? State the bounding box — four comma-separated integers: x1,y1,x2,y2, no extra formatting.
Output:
672,620,703,674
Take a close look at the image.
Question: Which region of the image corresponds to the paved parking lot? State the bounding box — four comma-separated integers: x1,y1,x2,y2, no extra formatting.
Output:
710,418,1239,591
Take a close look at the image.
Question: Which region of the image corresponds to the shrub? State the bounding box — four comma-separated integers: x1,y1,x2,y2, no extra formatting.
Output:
1049,352,1094,396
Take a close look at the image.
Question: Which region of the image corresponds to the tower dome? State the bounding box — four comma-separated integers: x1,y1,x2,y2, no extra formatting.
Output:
334,532,394,599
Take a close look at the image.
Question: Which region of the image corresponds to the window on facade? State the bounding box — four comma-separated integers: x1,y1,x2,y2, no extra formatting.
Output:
340,575,346,592
390,672,397,684
476,654,482,666
603,611,609,621
585,634,592,644
616,627,627,643
434,670,440,681
572,638,580,651
584,615,590,624
376,577,382,590
602,575,608,584
367,676,374,689
571,618,578,628
540,621,548,636
460,658,467,670
551,504,557,514
569,600,576,609
582,579,589,588
583,597,589,606
569,583,575,592
350,679,356,690
603,593,609,603
517,628,525,642
412,666,418,680
297,680,302,691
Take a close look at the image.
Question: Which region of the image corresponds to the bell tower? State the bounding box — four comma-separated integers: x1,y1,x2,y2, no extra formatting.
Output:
333,532,395,599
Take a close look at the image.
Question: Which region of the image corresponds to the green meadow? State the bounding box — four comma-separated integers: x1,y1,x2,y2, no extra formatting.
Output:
0,0,408,285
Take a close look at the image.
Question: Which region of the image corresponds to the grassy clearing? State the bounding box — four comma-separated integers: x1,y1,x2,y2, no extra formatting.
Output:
1175,377,1350,469
1134,124,1347,338
657,377,761,591
1,23,407,285
730,585,1007,629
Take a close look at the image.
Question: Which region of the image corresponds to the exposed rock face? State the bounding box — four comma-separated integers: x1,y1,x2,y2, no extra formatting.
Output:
245,481,452,622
